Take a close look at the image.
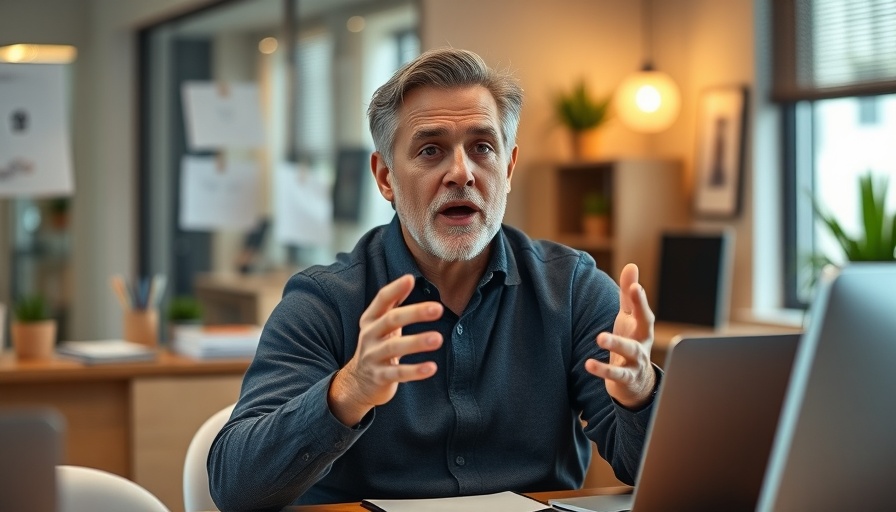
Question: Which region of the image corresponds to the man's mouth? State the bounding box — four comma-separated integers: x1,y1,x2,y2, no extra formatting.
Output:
438,201,480,219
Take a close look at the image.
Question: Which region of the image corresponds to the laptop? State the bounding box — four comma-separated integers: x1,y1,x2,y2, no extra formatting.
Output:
551,332,800,512
756,263,896,511
0,408,65,512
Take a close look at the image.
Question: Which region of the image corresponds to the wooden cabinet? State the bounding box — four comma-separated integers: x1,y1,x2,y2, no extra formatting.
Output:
528,159,690,305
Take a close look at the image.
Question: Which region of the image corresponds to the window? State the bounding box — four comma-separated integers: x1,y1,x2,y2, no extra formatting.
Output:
137,0,420,303
776,0,896,307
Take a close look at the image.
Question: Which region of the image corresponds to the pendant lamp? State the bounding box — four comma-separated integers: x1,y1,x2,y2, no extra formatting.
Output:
615,0,680,133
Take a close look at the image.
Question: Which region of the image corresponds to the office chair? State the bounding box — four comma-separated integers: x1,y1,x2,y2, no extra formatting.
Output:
57,465,169,512
183,403,235,512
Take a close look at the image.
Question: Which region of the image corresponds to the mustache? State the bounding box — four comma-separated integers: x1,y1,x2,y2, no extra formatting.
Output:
431,189,483,212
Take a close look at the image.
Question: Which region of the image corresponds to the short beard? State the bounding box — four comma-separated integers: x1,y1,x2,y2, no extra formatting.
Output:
393,182,508,262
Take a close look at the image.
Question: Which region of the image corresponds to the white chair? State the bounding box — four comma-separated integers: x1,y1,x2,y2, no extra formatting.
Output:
183,403,235,512
56,465,169,512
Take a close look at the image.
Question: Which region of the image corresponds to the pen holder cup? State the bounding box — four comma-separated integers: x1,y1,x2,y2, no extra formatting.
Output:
123,309,159,348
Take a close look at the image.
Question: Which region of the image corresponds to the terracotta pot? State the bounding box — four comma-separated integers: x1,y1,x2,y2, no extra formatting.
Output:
582,214,610,239
11,320,57,360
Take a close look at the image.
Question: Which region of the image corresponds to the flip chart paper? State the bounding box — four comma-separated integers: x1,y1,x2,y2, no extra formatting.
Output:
274,162,333,247
179,155,259,231
181,81,265,150
0,63,74,198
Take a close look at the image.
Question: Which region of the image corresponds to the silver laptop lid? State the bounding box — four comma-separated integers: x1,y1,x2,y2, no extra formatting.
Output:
0,408,65,512
632,332,800,512
757,263,896,511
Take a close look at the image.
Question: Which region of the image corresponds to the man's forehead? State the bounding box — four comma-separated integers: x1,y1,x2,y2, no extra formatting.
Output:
397,85,501,132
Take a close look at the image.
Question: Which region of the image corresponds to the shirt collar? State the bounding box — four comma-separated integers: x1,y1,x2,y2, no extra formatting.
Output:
382,215,521,288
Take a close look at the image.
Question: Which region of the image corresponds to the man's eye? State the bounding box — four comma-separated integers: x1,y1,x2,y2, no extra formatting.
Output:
419,146,439,157
473,143,493,154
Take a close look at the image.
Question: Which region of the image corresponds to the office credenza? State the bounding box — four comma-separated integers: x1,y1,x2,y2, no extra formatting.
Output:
0,351,249,512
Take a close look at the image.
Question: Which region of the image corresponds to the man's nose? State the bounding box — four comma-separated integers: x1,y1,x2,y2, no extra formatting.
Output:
444,147,474,187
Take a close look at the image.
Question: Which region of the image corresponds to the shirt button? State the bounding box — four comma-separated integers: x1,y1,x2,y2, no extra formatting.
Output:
456,324,463,335
455,456,465,466
302,453,310,462
424,288,431,295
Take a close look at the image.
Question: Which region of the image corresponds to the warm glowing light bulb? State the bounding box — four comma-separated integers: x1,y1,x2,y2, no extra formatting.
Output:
635,85,662,113
614,70,680,133
258,37,278,54
346,16,366,33
7,44,34,62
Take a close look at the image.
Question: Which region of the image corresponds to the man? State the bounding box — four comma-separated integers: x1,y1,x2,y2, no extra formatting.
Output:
209,47,660,510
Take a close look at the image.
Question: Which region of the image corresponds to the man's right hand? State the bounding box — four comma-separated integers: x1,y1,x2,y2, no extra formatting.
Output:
327,274,444,426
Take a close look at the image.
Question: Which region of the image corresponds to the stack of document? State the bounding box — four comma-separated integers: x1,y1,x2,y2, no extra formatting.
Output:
361,491,551,512
57,340,157,365
172,324,261,359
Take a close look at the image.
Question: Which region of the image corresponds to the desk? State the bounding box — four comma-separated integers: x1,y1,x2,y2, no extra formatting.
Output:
284,486,634,511
0,350,250,512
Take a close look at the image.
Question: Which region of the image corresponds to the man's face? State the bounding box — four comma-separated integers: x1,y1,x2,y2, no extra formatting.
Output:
373,85,517,262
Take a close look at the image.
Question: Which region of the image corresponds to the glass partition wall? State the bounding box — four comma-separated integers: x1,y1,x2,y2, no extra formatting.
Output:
139,0,419,329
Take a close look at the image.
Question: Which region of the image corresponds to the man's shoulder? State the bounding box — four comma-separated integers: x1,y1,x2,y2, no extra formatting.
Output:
291,226,388,289
501,224,587,263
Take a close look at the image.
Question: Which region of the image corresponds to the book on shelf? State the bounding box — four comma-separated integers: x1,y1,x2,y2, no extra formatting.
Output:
56,340,157,365
171,324,261,359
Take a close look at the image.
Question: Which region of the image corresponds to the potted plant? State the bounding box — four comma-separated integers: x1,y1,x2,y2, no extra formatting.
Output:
167,295,203,342
554,79,612,160
582,192,611,239
808,172,896,292
11,295,57,360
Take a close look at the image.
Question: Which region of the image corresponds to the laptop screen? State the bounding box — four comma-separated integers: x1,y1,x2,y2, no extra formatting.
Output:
0,408,64,512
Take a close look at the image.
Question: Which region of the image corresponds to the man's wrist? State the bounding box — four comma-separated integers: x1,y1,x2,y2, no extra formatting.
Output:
327,368,373,427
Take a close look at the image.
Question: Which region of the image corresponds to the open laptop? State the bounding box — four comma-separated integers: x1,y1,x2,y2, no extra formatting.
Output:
551,332,800,512
756,263,896,511
0,408,65,512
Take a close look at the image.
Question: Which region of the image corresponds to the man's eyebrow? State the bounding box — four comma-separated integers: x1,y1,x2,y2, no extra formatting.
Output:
411,127,448,142
468,126,500,140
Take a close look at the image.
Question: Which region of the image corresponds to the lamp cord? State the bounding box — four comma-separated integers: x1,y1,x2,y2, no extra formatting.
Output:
642,0,655,71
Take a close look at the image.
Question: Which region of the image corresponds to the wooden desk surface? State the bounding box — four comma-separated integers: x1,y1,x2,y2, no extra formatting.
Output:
283,486,634,511
0,349,251,383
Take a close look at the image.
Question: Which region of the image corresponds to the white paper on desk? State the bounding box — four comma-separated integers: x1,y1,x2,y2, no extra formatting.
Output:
361,491,551,512
0,63,74,198
273,162,332,246
181,81,265,150
179,155,259,231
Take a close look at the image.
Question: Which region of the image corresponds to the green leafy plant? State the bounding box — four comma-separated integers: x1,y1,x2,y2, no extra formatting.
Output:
14,295,51,323
811,172,896,264
553,80,612,132
167,295,203,323
583,192,610,216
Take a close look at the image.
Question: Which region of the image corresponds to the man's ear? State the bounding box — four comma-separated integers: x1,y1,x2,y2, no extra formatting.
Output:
505,145,519,192
371,151,394,202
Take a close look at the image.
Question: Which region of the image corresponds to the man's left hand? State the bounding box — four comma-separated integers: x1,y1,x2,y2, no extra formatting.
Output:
585,263,657,409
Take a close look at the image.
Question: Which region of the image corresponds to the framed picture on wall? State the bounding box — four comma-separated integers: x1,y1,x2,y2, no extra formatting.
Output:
693,85,748,218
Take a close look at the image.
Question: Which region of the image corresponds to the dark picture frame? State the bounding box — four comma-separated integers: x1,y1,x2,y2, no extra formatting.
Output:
693,85,749,218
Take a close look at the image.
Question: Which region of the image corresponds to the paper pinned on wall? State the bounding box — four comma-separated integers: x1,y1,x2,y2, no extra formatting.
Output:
0,63,74,198
181,81,265,150
179,155,259,231
274,162,333,247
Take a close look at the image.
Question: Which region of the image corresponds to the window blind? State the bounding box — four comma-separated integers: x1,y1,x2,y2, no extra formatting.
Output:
773,0,896,101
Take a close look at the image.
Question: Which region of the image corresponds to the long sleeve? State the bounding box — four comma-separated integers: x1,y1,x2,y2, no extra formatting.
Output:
566,252,658,484
207,273,370,511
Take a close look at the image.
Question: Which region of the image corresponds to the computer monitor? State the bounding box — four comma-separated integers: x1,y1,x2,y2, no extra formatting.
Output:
756,263,896,511
654,230,733,328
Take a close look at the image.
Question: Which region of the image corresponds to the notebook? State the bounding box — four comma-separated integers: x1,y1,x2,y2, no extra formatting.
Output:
756,263,896,511
0,408,65,512
551,332,800,512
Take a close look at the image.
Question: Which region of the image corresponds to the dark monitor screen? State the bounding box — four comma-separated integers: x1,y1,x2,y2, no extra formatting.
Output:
655,231,732,327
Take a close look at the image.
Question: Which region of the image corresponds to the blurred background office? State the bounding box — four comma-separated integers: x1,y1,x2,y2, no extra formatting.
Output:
1,0,894,344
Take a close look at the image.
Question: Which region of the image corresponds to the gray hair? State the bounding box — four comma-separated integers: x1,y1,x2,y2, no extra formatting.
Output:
367,47,523,169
